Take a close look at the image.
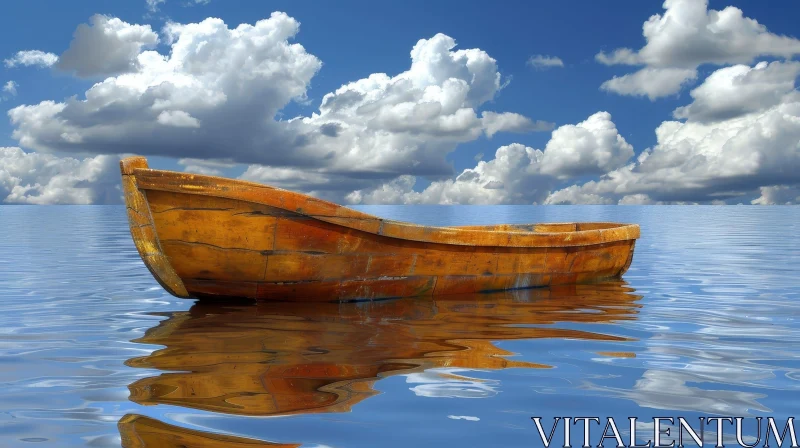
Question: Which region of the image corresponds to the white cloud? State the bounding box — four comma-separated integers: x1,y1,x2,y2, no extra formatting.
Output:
9,17,543,202
11,8,798,206
0,147,120,205
600,67,697,100
544,186,616,205
282,32,546,179
411,143,549,205
178,158,235,176
347,112,633,205
751,185,800,205
539,111,634,178
10,13,322,163
673,61,800,122
595,48,640,66
2,81,17,96
240,165,354,199
4,50,58,68
596,0,800,98
527,55,564,69
57,15,159,78
481,111,553,138
157,110,200,128
546,62,800,204
618,194,657,205
344,175,418,205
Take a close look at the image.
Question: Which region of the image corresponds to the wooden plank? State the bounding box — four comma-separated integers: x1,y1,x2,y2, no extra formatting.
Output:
147,191,277,251
515,250,548,274
411,250,498,276
161,240,267,282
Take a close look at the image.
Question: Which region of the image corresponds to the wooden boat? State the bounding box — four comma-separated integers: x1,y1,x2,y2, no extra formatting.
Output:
120,156,639,302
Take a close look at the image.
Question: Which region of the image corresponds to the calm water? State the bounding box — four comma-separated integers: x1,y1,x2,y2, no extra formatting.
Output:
1,205,799,447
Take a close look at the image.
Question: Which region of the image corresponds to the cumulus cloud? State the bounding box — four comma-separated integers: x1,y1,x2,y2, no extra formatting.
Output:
9,16,544,203
481,111,553,138
240,165,374,203
600,67,698,100
618,194,657,205
527,55,564,69
596,0,800,98
16,7,797,207
673,61,800,122
347,112,633,205
281,32,547,180
10,13,322,163
4,50,59,68
6,15,159,78
157,110,200,127
539,112,634,178
546,62,800,204
595,48,640,66
751,185,800,205
544,186,616,205
241,165,337,192
178,158,235,176
347,143,550,205
0,147,121,204
57,15,160,78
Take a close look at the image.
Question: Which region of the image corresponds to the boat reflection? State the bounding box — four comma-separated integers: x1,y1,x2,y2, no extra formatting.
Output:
125,282,641,418
118,414,300,447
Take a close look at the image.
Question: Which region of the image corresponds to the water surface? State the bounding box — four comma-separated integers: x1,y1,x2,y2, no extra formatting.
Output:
1,205,798,447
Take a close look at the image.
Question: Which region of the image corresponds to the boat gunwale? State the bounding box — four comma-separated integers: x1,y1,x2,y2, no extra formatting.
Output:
128,161,640,249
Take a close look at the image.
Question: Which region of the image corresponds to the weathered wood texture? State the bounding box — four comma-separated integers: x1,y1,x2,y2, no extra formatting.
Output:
120,158,189,298
125,283,641,416
118,414,299,447
120,156,640,302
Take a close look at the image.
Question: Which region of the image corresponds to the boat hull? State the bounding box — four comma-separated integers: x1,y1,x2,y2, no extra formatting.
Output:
121,157,639,302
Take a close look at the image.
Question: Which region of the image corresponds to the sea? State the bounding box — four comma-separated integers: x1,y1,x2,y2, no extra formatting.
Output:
1,205,799,447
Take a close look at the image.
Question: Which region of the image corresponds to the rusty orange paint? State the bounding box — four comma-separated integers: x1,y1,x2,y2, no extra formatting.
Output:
120,156,640,302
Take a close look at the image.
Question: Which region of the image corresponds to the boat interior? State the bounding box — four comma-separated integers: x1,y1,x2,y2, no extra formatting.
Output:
451,223,633,233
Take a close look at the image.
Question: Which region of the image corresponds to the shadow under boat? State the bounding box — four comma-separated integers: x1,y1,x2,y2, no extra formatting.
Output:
124,281,642,419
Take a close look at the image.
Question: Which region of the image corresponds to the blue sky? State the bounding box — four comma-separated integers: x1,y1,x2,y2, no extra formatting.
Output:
1,0,799,204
